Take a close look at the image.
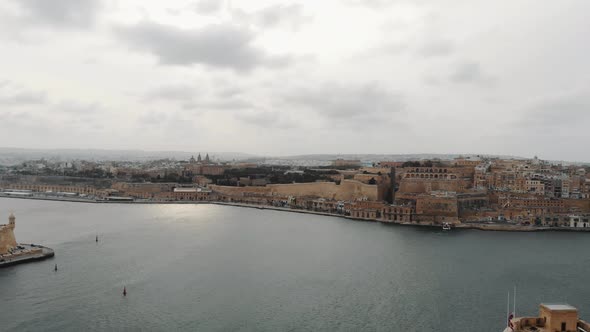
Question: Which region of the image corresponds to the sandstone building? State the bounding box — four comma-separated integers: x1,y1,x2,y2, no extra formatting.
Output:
0,213,17,255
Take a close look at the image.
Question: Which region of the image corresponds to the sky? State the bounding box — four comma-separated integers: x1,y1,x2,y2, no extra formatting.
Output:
0,0,589,161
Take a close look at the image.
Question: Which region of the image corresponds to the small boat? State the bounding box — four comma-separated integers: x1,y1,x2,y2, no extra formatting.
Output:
442,222,451,231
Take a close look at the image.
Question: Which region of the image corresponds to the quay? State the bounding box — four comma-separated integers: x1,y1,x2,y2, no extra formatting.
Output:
0,244,54,268
1,194,590,233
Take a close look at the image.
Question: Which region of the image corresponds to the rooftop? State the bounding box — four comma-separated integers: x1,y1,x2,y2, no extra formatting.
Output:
173,188,199,193
542,303,577,311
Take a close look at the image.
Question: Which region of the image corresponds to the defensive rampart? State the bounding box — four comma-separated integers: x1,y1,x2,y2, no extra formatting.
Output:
211,180,382,201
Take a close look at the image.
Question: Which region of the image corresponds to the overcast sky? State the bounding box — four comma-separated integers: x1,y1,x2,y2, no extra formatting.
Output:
0,0,589,161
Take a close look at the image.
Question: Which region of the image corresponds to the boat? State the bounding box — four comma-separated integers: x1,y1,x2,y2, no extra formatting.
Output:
442,222,451,231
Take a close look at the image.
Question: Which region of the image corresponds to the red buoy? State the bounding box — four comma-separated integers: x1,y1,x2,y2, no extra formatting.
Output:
123,287,127,296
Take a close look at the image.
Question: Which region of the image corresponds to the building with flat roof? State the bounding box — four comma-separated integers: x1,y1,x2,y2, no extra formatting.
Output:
505,303,590,332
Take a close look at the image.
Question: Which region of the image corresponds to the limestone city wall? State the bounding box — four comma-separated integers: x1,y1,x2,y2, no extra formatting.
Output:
398,178,472,194
211,179,382,201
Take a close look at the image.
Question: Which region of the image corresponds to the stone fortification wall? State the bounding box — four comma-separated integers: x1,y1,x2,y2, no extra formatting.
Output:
211,180,382,201
415,195,459,223
564,198,590,212
353,174,386,184
210,185,269,196
398,179,471,194
112,182,175,193
0,224,17,255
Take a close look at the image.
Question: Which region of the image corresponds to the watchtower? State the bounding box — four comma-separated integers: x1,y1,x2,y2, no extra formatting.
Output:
8,212,15,230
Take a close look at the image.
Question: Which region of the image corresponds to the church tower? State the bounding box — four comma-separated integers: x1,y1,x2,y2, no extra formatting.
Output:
197,153,202,162
205,153,210,163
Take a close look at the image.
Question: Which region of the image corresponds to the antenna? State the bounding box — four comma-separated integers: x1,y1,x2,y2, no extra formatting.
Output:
512,285,516,317
507,291,510,327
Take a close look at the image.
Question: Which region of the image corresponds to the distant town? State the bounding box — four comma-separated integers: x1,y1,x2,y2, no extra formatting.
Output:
1,152,589,231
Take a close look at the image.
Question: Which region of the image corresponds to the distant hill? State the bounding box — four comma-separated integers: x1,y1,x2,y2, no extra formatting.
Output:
276,153,520,162
1,148,586,166
0,147,256,165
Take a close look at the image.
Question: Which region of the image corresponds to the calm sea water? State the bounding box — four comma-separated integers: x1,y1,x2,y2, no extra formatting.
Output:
1,198,589,332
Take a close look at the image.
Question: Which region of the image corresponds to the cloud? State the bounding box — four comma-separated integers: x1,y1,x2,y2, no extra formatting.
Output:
0,81,103,126
217,86,243,98
417,39,454,57
236,110,277,125
145,84,197,102
356,37,453,60
198,99,251,110
252,4,309,29
285,82,405,122
55,101,101,115
342,0,394,9
143,83,250,111
193,0,223,14
138,110,168,126
115,21,291,71
449,61,494,85
12,0,102,28
0,90,47,106
343,0,430,9
0,83,47,106
230,4,310,30
519,93,590,129
3,110,32,120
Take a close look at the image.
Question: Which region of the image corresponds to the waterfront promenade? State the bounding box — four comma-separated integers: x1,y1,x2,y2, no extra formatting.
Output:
1,194,588,233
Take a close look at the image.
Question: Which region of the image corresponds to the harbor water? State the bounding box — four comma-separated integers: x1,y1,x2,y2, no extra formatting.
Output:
1,198,589,331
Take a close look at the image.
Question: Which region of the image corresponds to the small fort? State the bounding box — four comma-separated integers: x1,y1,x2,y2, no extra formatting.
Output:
0,213,54,267
0,213,17,254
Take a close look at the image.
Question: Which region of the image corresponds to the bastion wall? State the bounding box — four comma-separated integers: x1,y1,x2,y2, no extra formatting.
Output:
0,224,17,255
210,180,383,201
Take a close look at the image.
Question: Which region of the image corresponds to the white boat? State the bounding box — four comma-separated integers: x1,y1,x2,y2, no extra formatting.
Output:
442,222,451,231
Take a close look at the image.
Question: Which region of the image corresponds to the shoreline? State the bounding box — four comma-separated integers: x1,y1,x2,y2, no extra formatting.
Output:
1,194,589,233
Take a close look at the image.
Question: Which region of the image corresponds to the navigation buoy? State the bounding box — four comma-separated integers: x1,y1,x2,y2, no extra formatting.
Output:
96,235,98,242
54,264,57,271
123,287,127,296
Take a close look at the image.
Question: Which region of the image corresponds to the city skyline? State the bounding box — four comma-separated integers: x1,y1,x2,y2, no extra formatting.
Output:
1,0,589,161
